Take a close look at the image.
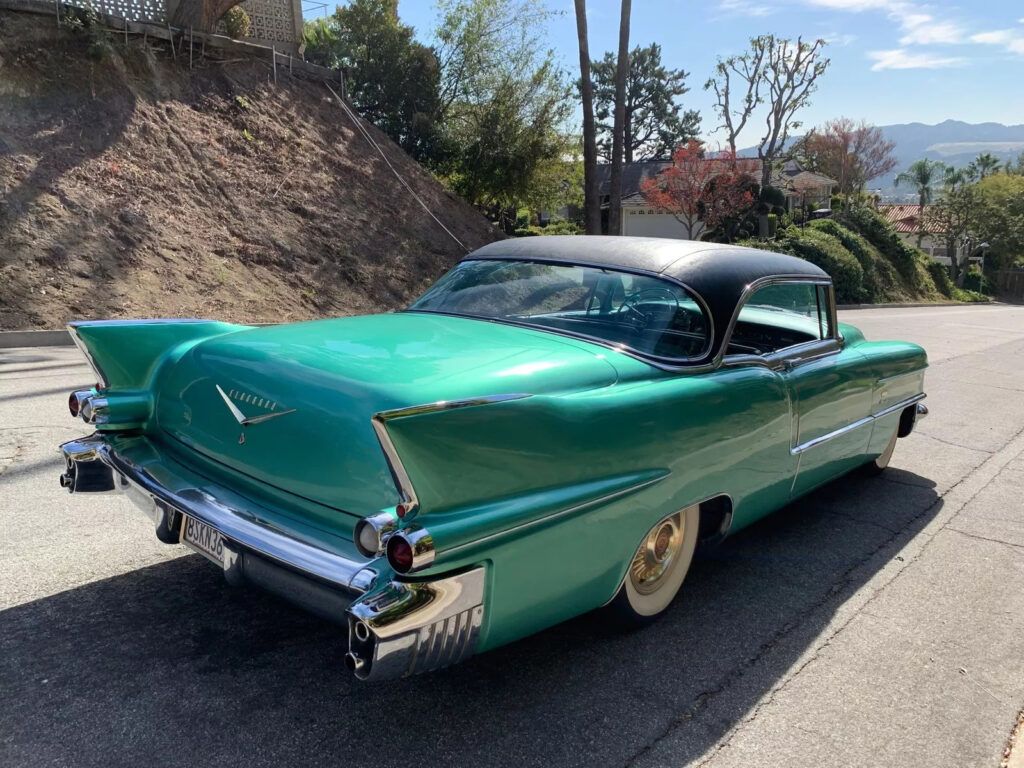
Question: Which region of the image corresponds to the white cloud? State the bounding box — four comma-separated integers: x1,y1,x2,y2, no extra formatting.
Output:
899,17,963,45
716,0,775,17
1009,39,1024,55
867,49,965,70
970,30,1014,45
802,1,965,46
823,32,858,46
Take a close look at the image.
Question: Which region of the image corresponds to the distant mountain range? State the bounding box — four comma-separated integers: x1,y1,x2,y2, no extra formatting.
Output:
743,120,1024,201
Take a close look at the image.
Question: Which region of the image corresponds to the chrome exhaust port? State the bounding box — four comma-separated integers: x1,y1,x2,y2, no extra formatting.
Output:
59,438,116,493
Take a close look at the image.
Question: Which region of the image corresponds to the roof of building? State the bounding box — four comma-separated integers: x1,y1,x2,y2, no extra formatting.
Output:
878,204,924,234
463,236,828,365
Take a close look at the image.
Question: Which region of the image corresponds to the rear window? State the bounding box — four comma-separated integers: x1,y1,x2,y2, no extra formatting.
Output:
408,259,711,361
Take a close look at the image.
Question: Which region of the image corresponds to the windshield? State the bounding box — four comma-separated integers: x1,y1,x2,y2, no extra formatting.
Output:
408,259,711,361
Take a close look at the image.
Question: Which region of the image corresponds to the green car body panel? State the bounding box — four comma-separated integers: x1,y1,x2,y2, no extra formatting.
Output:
59,237,928,677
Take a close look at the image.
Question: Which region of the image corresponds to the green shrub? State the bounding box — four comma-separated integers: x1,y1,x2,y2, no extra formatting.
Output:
830,194,842,211
962,266,994,295
222,7,252,39
925,260,954,298
838,206,922,286
512,228,539,237
764,227,866,304
807,219,904,302
952,287,990,303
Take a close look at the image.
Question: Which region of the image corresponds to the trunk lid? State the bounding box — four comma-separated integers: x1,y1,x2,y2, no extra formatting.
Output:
155,313,616,517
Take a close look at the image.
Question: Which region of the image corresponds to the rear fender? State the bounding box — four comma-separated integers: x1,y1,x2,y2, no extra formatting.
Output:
69,319,251,430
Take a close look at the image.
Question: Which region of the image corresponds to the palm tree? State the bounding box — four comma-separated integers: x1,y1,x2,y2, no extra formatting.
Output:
943,165,968,192
895,159,945,247
574,0,600,234
969,152,1001,180
607,0,632,236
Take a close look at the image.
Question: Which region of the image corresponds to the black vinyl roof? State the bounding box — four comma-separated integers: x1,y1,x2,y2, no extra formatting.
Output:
463,236,830,365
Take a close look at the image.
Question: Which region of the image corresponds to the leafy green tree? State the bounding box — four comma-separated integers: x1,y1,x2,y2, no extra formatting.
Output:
895,158,945,247
302,0,442,163
974,174,1024,270
434,0,573,229
924,184,978,286
591,43,700,162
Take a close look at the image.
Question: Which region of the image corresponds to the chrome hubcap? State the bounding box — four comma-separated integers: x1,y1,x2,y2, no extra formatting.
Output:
629,514,683,595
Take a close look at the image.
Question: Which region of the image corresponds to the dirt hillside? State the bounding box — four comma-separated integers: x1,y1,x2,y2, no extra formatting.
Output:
0,10,499,330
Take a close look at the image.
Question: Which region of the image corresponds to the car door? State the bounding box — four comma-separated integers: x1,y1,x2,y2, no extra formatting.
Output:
727,281,874,500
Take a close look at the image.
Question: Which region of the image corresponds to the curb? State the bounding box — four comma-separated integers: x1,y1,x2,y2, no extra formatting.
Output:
837,301,994,310
0,329,73,348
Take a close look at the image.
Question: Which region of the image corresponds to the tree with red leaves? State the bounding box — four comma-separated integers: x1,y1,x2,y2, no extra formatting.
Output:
804,118,896,201
639,140,758,241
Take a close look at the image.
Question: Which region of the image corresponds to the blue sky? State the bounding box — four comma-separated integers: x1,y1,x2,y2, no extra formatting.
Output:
305,1,1024,147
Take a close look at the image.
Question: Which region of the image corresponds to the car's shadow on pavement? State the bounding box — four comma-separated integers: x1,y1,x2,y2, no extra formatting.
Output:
0,468,941,768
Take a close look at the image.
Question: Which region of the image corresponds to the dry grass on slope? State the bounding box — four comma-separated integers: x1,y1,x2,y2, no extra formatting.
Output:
0,10,499,330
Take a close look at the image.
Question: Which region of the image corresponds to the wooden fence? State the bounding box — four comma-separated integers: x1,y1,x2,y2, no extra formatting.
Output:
993,270,1024,302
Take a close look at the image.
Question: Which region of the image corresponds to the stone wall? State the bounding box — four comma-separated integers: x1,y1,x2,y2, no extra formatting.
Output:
235,0,302,50
60,0,303,52
62,0,167,23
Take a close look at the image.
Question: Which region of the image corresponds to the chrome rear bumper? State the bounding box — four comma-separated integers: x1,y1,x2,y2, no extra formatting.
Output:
59,433,485,680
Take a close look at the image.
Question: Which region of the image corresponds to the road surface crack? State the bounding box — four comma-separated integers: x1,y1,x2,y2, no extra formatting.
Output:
945,528,1024,551
624,422,1024,768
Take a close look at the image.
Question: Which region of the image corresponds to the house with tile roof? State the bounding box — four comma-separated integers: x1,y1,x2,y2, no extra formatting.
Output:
596,159,836,239
877,204,972,266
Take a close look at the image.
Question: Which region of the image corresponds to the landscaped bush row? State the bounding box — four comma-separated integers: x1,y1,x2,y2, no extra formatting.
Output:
807,219,903,302
838,206,923,288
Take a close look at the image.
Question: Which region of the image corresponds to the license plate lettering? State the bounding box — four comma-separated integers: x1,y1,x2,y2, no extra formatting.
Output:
182,515,224,564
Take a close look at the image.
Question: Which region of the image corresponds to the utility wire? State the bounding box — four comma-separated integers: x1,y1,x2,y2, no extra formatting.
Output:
325,84,469,253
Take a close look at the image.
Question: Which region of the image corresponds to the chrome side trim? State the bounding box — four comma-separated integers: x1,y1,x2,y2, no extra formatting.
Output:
791,393,926,455
370,394,532,518
61,434,376,594
346,567,485,680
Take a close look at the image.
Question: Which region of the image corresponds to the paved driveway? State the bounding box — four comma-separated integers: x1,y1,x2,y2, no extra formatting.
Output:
2,304,1023,768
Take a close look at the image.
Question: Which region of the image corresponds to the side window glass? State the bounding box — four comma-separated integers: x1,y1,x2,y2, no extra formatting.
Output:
729,283,825,356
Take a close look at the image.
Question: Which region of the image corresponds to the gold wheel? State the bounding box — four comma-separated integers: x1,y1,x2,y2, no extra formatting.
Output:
628,513,684,596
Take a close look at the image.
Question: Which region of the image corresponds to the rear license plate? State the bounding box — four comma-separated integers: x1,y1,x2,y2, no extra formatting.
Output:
182,515,224,565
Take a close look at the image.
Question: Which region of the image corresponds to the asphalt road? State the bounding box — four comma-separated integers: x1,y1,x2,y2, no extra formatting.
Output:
2,304,1023,768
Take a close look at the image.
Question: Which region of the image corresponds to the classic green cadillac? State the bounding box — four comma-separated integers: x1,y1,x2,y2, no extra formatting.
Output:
59,237,928,680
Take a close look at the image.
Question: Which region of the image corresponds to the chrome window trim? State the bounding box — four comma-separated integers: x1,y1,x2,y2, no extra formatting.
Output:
791,393,926,455
407,257,716,367
716,275,838,369
371,394,533,518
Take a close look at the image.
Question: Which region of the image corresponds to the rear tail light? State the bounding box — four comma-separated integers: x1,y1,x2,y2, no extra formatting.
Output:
387,535,414,572
353,512,398,558
385,527,435,574
68,390,92,418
